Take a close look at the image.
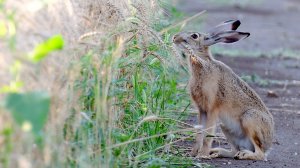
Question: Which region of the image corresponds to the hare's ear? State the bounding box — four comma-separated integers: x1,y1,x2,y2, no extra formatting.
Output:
203,31,250,46
208,20,241,36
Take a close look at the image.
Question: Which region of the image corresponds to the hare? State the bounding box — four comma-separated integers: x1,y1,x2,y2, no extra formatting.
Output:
172,20,274,160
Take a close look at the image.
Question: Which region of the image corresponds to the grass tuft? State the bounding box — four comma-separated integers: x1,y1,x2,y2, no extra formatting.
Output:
0,0,208,167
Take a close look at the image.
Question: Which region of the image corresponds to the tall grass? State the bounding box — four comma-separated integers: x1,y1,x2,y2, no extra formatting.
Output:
0,0,206,167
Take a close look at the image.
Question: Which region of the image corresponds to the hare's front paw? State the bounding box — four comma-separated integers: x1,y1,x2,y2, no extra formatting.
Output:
195,148,211,159
190,148,198,157
190,143,201,157
190,146,211,158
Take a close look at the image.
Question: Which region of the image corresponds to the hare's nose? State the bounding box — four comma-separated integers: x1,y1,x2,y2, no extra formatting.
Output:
173,35,184,43
172,35,178,42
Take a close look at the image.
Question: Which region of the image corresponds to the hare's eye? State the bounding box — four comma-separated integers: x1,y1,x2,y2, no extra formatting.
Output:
191,33,199,39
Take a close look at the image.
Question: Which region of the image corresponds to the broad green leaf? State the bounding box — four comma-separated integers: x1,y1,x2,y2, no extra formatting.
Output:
5,91,50,134
28,35,64,63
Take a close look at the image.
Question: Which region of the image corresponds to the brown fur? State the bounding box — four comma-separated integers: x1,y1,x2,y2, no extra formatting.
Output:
173,31,274,160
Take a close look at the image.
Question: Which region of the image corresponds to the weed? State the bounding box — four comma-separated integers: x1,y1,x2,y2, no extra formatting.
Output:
0,0,207,168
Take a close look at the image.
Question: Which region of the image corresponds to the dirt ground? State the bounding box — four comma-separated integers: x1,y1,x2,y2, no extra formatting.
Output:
174,0,300,167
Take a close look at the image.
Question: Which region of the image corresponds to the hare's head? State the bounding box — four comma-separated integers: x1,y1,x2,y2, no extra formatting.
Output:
173,20,250,54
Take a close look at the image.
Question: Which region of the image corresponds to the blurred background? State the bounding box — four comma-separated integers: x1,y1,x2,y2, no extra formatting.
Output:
174,0,300,55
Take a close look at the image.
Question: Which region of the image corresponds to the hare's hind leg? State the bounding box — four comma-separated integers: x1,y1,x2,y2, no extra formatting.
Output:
209,124,238,158
234,141,265,160
234,110,267,160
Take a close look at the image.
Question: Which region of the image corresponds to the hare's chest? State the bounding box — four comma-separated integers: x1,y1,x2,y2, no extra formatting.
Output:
189,77,218,109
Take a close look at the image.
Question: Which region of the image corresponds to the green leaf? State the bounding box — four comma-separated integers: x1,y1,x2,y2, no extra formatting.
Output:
28,35,64,63
149,58,161,68
5,91,50,135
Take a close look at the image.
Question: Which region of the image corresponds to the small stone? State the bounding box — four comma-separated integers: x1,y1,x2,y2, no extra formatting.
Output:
267,91,279,98
228,162,231,165
295,152,298,156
